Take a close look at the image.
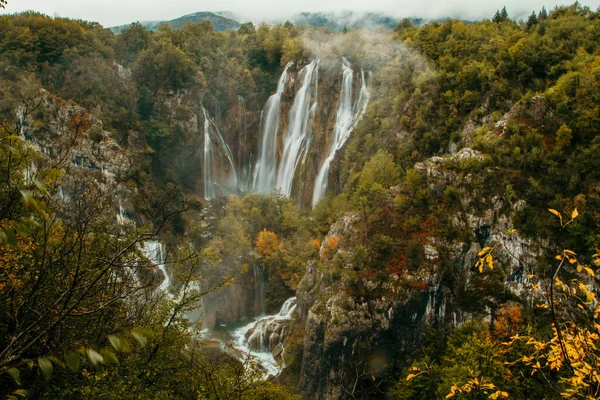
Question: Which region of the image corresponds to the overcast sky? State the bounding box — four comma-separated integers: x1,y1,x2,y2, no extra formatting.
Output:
2,0,599,27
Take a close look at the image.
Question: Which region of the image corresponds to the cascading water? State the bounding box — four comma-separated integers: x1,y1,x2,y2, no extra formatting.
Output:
312,59,371,207
254,265,265,316
229,297,298,376
141,240,171,293
17,106,25,139
202,107,238,200
253,62,293,194
275,60,320,196
237,96,252,192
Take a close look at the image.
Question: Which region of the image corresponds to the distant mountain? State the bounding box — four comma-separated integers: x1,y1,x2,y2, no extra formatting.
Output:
110,11,241,33
289,11,416,31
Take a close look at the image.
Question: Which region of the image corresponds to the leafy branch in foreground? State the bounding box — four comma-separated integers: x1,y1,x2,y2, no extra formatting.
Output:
477,207,600,399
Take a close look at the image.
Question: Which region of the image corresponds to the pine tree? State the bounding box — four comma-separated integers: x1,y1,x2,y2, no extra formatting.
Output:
538,6,548,20
526,11,538,31
492,7,509,23
492,9,503,23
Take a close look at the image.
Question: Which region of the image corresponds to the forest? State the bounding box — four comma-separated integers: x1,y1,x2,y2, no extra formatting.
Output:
1,2,600,399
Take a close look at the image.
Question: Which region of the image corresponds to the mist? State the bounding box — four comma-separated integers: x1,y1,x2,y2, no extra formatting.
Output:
1,0,600,27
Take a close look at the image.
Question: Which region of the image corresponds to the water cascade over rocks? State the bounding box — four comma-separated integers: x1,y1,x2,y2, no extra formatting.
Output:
253,265,266,316
236,95,254,192
246,297,297,352
251,58,371,204
312,59,370,207
253,62,293,194
141,240,171,293
202,107,238,200
275,60,319,196
229,297,298,376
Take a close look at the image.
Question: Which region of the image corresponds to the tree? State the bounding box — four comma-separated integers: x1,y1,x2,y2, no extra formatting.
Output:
493,7,509,23
238,22,256,35
526,11,538,32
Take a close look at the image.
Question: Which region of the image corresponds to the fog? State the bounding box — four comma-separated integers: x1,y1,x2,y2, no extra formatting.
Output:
1,0,599,27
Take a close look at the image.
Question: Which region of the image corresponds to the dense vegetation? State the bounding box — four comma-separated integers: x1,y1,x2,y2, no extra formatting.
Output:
2,2,600,399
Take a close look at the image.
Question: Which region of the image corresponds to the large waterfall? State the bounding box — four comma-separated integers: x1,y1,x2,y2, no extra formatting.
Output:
202,107,238,200
253,62,292,194
237,96,253,192
312,59,370,207
275,60,319,196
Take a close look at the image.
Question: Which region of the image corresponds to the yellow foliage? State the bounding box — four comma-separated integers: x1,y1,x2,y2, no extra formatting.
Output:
0,220,35,291
255,229,281,258
326,235,340,249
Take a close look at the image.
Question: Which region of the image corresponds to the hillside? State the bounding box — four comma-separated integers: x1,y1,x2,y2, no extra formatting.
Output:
110,11,241,33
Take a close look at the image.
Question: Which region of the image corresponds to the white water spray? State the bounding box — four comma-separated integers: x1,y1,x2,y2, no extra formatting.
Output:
141,241,170,293
202,107,238,200
253,62,293,194
275,60,320,196
312,59,370,207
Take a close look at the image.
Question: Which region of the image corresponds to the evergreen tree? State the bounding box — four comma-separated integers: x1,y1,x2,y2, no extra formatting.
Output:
526,11,538,31
492,9,503,23
492,7,509,23
538,6,548,20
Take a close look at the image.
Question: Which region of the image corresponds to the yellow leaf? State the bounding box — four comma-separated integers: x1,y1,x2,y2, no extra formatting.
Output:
478,247,491,257
406,373,416,381
584,266,595,277
572,208,579,220
548,208,562,224
556,255,563,260
486,254,494,269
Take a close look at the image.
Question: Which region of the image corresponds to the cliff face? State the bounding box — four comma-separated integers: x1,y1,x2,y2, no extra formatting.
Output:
293,148,544,399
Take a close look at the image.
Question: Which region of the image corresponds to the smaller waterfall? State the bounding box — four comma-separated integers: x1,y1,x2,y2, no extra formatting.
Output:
229,297,297,376
202,107,238,200
312,59,371,207
276,60,320,196
141,240,170,293
254,265,265,316
243,297,297,352
237,96,252,192
17,106,25,139
117,200,125,225
253,62,293,194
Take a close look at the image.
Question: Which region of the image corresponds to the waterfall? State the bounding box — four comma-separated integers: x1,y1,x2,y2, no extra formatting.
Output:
237,96,252,192
254,265,265,316
17,106,25,139
202,107,238,200
275,60,319,196
117,198,126,225
278,297,297,318
141,240,170,293
245,297,296,352
312,59,371,207
253,62,293,194
228,297,297,376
